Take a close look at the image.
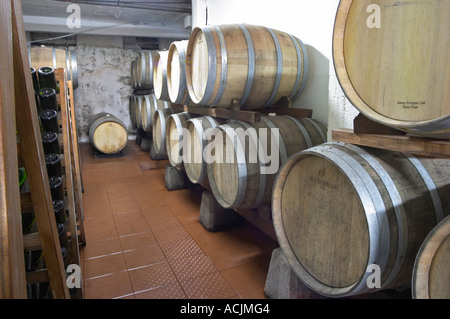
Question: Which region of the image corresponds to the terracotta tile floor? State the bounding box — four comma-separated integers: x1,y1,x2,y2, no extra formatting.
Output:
79,141,278,299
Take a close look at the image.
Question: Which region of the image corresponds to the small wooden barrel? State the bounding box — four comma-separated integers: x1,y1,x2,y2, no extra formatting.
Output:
186,24,309,109
333,0,450,138
141,94,172,133
152,108,175,157
272,142,450,297
137,50,157,89
412,215,450,299
165,112,193,169
89,113,128,154
206,115,327,209
184,116,226,185
167,40,193,105
29,46,78,89
153,50,170,101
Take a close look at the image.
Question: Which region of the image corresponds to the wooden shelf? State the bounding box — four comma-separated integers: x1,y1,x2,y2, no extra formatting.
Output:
332,114,450,158
171,97,313,123
332,129,450,158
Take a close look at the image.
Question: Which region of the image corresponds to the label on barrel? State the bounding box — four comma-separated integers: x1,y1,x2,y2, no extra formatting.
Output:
397,100,425,109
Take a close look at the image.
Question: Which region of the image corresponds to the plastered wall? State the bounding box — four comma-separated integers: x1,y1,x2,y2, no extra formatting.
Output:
74,34,137,142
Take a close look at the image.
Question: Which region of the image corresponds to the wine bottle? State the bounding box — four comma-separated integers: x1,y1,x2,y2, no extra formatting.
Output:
38,88,57,111
38,66,57,90
40,109,58,133
41,131,61,155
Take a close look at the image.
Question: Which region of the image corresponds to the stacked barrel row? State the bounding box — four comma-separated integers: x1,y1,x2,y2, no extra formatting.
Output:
141,24,324,208
133,19,449,300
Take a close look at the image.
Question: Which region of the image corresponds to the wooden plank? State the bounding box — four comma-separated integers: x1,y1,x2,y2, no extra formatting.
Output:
56,68,81,263
0,0,27,299
332,129,450,158
67,80,86,245
23,233,41,251
11,0,69,299
171,97,312,122
26,269,49,285
171,103,261,122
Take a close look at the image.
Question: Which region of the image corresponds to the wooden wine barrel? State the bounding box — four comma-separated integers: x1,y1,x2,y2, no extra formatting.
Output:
333,0,450,138
134,95,144,129
141,94,172,133
412,215,450,299
152,108,175,157
29,46,78,89
186,24,309,109
272,142,450,298
167,40,193,105
89,113,128,154
184,116,226,185
207,116,327,209
153,50,170,101
137,50,157,89
165,112,193,169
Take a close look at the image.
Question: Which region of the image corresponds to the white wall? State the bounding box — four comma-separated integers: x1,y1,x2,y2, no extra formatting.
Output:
74,34,138,142
192,0,358,140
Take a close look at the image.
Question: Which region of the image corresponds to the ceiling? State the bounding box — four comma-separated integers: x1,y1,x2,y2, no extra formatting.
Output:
21,0,192,42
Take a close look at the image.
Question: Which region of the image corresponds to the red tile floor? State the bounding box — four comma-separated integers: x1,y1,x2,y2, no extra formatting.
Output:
79,141,278,299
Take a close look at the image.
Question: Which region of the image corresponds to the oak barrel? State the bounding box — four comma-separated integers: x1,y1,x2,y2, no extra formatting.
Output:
89,113,128,154
333,0,450,138
136,50,157,89
165,112,193,169
152,108,175,157
167,40,193,105
133,95,144,130
141,94,172,133
412,215,450,299
184,116,226,185
29,46,78,89
186,24,309,109
206,116,327,209
272,142,450,297
153,50,170,101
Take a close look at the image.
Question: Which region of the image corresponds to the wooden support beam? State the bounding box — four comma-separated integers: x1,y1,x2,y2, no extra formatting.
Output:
332,129,450,158
0,0,27,299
